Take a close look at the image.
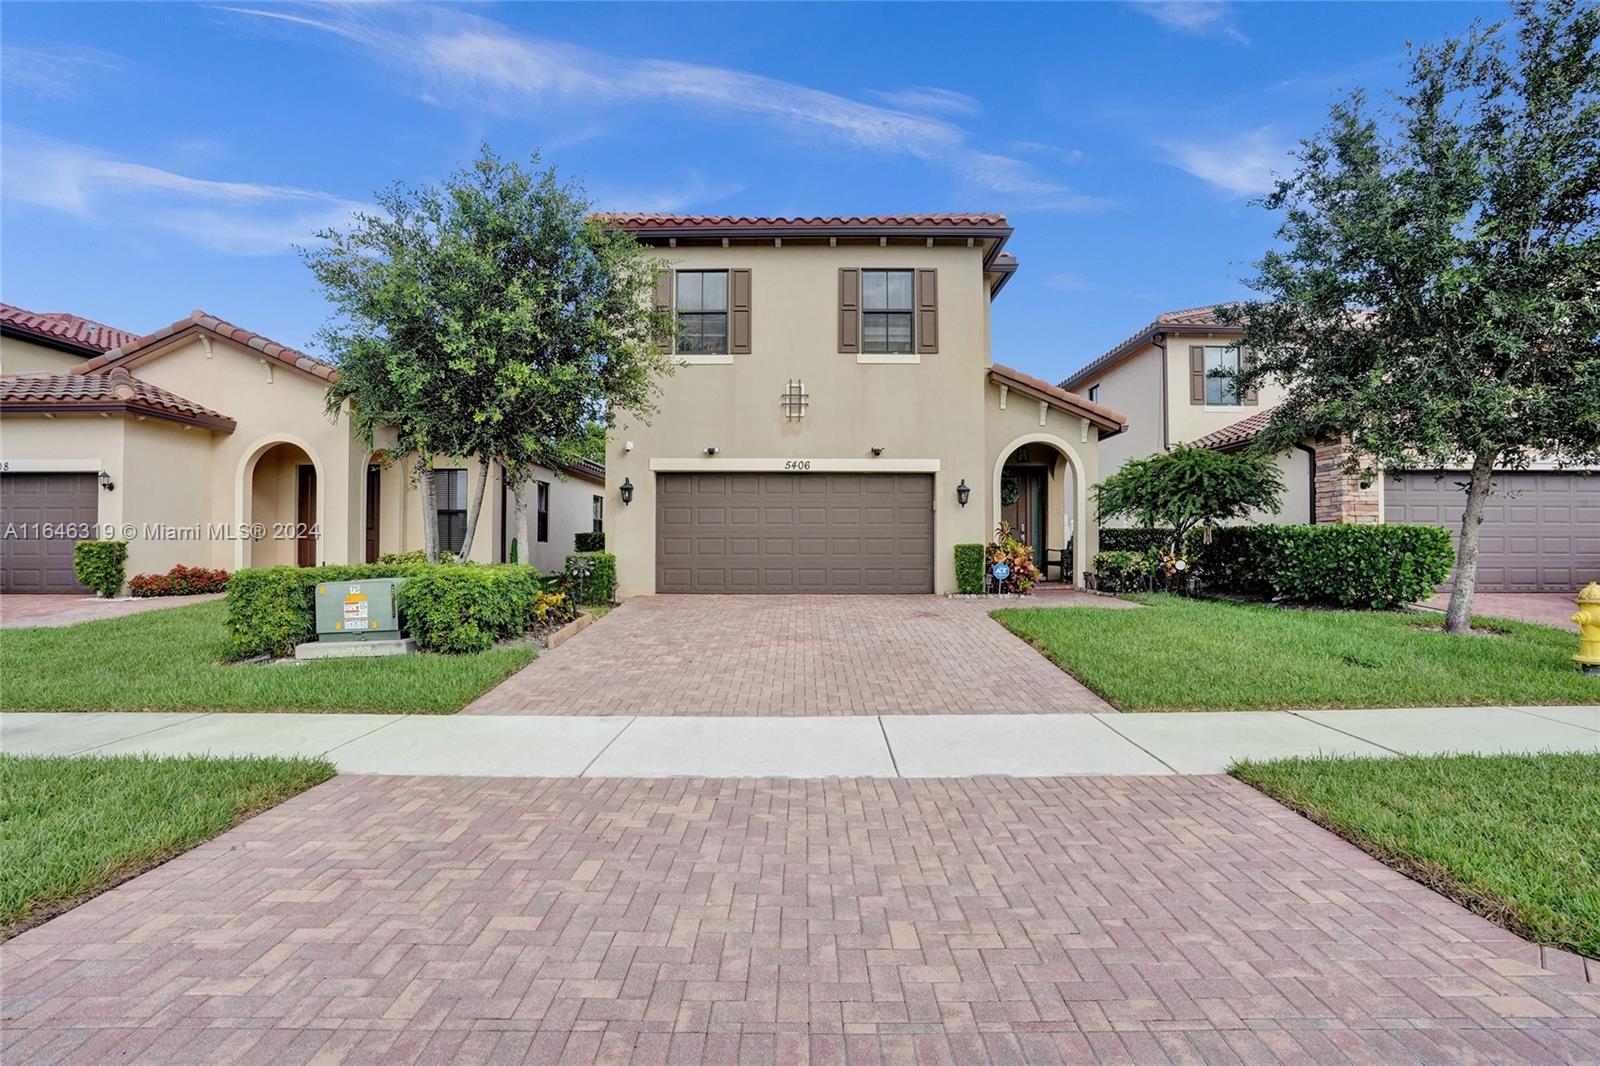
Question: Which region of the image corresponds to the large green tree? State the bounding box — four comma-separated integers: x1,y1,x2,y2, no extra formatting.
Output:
306,147,673,561
1095,445,1285,559
1228,0,1600,633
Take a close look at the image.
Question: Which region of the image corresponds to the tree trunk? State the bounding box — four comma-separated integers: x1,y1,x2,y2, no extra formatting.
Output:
1443,452,1498,635
420,465,440,564
509,478,529,565
456,459,492,561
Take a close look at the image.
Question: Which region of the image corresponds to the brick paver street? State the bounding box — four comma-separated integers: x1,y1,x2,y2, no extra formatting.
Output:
5,774,1596,1065
1422,591,1581,631
467,595,1116,715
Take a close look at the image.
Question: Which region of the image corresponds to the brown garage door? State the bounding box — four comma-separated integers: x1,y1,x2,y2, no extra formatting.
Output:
1385,470,1600,592
1,473,100,593
657,472,934,593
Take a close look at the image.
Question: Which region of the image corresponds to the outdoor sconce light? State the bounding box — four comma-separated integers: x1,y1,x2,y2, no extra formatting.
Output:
97,470,116,492
956,479,970,507
619,477,634,506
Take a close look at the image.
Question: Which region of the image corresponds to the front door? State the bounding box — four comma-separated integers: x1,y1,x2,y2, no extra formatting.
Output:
1000,467,1047,571
296,465,317,567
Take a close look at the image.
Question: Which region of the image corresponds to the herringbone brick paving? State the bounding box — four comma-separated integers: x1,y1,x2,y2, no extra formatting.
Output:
466,596,1120,715
4,774,1596,1064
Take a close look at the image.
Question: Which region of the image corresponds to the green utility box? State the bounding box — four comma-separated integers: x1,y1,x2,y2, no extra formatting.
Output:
314,578,404,643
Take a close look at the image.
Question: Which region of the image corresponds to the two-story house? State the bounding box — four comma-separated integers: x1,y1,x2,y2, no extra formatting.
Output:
600,214,1127,597
1064,306,1598,592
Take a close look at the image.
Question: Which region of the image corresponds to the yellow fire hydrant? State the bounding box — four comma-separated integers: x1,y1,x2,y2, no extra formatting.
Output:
1574,582,1600,676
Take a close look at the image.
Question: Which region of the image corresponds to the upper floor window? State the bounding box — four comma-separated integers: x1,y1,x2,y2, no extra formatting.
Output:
676,270,728,354
435,468,467,555
1204,345,1241,405
1088,384,1101,404
861,270,914,354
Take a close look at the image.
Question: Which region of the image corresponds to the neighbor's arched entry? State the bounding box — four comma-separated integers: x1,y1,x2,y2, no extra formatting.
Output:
991,432,1089,585
234,435,326,569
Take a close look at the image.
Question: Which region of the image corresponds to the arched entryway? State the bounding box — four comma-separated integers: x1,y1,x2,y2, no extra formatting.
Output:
991,433,1087,585
236,437,323,568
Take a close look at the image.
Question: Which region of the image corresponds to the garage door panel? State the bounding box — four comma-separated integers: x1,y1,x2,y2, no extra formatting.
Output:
657,472,933,594
1386,470,1598,592
1,473,99,594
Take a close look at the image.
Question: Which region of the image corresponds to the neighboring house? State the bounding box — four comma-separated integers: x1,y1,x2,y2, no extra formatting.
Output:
600,214,1127,597
0,303,602,593
1064,305,1599,592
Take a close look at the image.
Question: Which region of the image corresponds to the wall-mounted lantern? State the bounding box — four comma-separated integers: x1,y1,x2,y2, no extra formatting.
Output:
97,470,116,492
619,477,634,506
956,479,970,507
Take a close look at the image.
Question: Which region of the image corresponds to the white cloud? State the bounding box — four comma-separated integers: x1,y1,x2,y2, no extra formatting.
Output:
225,5,1104,211
1,43,130,99
1,128,366,255
588,172,745,215
1164,127,1288,196
1011,141,1085,164
869,86,981,117
1136,2,1249,44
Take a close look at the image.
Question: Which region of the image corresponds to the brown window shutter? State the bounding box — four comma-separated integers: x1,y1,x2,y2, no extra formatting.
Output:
838,268,860,354
1241,348,1259,405
915,269,938,354
729,269,752,355
1189,345,1206,405
653,270,674,353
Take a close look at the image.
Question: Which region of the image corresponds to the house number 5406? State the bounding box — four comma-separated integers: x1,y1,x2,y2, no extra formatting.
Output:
784,460,812,471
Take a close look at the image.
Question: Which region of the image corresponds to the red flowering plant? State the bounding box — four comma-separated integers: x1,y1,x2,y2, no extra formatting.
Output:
128,564,231,597
985,522,1041,594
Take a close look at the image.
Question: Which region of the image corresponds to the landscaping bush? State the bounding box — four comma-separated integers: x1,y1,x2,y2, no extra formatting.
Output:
72,540,127,598
128,564,230,598
1090,550,1152,593
954,543,985,594
987,523,1039,594
378,550,427,564
564,551,617,605
225,562,430,659
574,531,605,553
1099,528,1177,554
1190,524,1454,608
397,566,543,654
534,589,577,629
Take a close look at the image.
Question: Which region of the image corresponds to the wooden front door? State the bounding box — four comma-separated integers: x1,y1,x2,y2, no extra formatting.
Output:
364,465,381,563
1000,467,1047,571
296,465,317,567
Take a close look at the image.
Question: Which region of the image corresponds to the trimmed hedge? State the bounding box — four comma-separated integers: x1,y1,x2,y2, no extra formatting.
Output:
954,543,985,594
398,566,544,654
1099,528,1177,553
1091,550,1153,593
129,564,230,597
226,563,431,659
564,552,617,605
574,531,605,553
72,540,127,598
1190,524,1454,608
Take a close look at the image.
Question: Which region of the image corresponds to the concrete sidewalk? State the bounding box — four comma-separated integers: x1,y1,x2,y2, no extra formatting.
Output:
4,705,1596,777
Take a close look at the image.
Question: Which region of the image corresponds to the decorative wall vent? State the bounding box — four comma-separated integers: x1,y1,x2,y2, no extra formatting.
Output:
781,379,809,421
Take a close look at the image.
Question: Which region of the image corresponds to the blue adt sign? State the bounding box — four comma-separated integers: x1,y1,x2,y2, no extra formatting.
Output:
991,562,1012,581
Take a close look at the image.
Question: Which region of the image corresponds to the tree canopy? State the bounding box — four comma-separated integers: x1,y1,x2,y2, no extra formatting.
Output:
1095,446,1285,557
1227,0,1600,632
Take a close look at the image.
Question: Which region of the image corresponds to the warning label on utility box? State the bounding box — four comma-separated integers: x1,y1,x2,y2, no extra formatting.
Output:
342,593,370,630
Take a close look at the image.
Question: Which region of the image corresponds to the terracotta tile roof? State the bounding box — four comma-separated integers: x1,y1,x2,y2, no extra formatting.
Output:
598,213,1010,232
1189,406,1276,452
1061,304,1245,390
75,310,338,383
0,366,236,431
559,457,606,485
988,362,1126,432
0,302,141,355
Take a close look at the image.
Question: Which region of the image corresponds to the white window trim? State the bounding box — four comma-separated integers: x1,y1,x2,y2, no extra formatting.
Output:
677,353,734,366
856,352,921,365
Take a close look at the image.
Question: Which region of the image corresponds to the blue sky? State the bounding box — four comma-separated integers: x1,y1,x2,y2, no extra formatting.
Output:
2,1,1489,382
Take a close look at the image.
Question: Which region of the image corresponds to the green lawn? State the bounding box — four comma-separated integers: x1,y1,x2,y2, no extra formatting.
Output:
992,594,1595,710
0,753,333,936
0,601,535,713
1232,753,1600,959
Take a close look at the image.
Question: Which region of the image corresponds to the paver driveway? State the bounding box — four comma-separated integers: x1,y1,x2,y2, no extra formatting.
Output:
0,593,222,629
467,596,1113,716
5,774,1596,1065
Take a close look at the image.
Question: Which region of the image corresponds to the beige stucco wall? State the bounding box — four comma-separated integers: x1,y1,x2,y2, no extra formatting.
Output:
0,335,86,375
1076,343,1163,477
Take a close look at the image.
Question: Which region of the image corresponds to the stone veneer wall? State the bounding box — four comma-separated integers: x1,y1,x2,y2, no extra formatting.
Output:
1312,438,1381,524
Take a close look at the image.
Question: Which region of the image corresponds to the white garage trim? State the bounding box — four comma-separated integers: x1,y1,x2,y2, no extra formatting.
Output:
0,458,104,473
649,457,940,473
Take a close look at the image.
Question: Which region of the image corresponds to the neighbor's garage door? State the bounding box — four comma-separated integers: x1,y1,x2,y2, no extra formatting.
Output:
1385,470,1599,592
657,472,934,593
0,473,99,593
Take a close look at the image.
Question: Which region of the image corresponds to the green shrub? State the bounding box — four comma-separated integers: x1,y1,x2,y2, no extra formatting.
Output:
564,552,617,605
129,564,230,597
1099,528,1177,554
1189,524,1454,608
1091,550,1152,593
378,550,427,564
72,540,128,598
397,566,543,654
574,531,605,553
954,543,985,594
225,562,430,659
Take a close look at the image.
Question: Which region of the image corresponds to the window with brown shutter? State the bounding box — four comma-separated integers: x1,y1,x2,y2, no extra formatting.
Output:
729,268,751,354
652,271,673,353
915,269,938,354
1189,345,1206,405
1241,348,1259,405
838,268,860,354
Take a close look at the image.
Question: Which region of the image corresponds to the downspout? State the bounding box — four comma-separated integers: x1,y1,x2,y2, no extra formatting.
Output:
1294,442,1318,524
1151,333,1170,450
